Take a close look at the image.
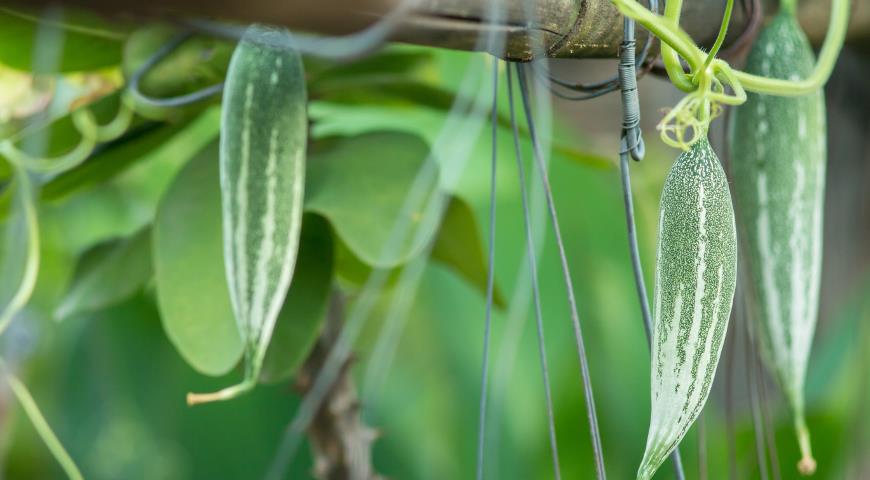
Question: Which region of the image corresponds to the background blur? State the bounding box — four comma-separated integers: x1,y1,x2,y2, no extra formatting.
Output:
0,15,868,480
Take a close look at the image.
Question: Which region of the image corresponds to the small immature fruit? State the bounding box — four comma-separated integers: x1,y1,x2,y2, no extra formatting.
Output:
638,138,737,480
730,12,826,475
187,25,307,405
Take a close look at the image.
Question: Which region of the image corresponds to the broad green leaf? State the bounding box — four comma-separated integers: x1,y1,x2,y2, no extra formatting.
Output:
307,49,435,91
154,143,331,382
153,141,243,377
54,228,152,321
41,121,176,202
259,214,333,384
188,26,307,405
330,193,506,309
306,131,439,269
431,197,505,308
0,8,125,72
111,106,221,213
313,82,614,169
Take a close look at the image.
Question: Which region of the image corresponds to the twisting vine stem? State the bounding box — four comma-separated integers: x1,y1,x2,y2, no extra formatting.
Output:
0,99,134,175
1,361,83,480
610,0,850,148
704,0,734,69
0,168,39,338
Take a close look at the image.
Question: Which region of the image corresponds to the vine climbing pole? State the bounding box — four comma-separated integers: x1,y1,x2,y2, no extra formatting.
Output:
5,0,752,60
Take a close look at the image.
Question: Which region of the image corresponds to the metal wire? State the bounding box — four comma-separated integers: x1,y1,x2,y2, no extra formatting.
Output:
475,59,500,480
127,32,224,110
517,63,607,479
756,350,783,480
507,64,562,480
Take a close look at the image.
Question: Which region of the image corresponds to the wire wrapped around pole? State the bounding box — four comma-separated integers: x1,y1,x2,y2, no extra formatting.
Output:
619,27,644,161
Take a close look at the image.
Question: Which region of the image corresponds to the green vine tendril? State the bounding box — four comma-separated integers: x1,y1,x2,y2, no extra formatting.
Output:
0,85,134,480
611,0,850,149
0,91,136,338
0,167,39,337
1,360,84,480
0,98,134,174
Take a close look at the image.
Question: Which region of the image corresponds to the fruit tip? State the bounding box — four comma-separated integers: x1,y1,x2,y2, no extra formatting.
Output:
798,455,817,476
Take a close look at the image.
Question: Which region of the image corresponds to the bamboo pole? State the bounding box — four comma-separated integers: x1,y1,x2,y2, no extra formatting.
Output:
4,0,866,60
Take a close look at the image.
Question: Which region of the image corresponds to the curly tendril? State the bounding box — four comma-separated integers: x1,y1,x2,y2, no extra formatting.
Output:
657,60,746,150
0,97,134,175
610,0,849,149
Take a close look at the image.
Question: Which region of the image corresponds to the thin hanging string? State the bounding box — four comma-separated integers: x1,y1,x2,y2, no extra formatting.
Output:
698,413,708,480
485,132,549,479
616,14,688,480
507,65,562,480
724,310,739,480
265,2,510,475
742,296,770,480
516,63,607,480
755,350,782,480
475,59,500,480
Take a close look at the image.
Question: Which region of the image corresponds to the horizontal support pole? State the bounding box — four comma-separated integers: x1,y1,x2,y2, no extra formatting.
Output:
3,0,867,60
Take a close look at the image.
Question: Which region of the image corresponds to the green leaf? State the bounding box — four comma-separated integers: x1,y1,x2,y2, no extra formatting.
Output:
0,7,125,72
154,144,330,383
306,131,440,268
329,193,505,309
313,80,611,170
41,121,173,202
307,49,435,92
259,214,333,384
153,141,243,377
54,228,152,321
431,197,505,308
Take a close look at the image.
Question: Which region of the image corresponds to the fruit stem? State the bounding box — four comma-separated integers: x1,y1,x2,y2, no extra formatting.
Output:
796,415,817,475
187,377,257,406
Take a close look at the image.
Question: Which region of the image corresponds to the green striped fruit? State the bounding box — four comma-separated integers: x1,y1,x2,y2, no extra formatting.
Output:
638,138,737,480
729,12,825,475
187,25,307,405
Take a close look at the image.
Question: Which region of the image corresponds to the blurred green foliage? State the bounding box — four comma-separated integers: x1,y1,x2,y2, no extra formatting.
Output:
0,8,866,480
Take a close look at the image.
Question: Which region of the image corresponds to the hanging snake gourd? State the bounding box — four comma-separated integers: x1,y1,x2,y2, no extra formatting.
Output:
729,12,826,475
187,26,307,405
638,138,737,480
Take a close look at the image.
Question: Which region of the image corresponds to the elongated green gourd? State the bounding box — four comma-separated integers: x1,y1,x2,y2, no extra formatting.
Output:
729,12,825,475
187,25,307,405
638,138,737,480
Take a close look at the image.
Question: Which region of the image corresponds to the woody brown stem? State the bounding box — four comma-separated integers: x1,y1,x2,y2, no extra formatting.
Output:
295,292,381,480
